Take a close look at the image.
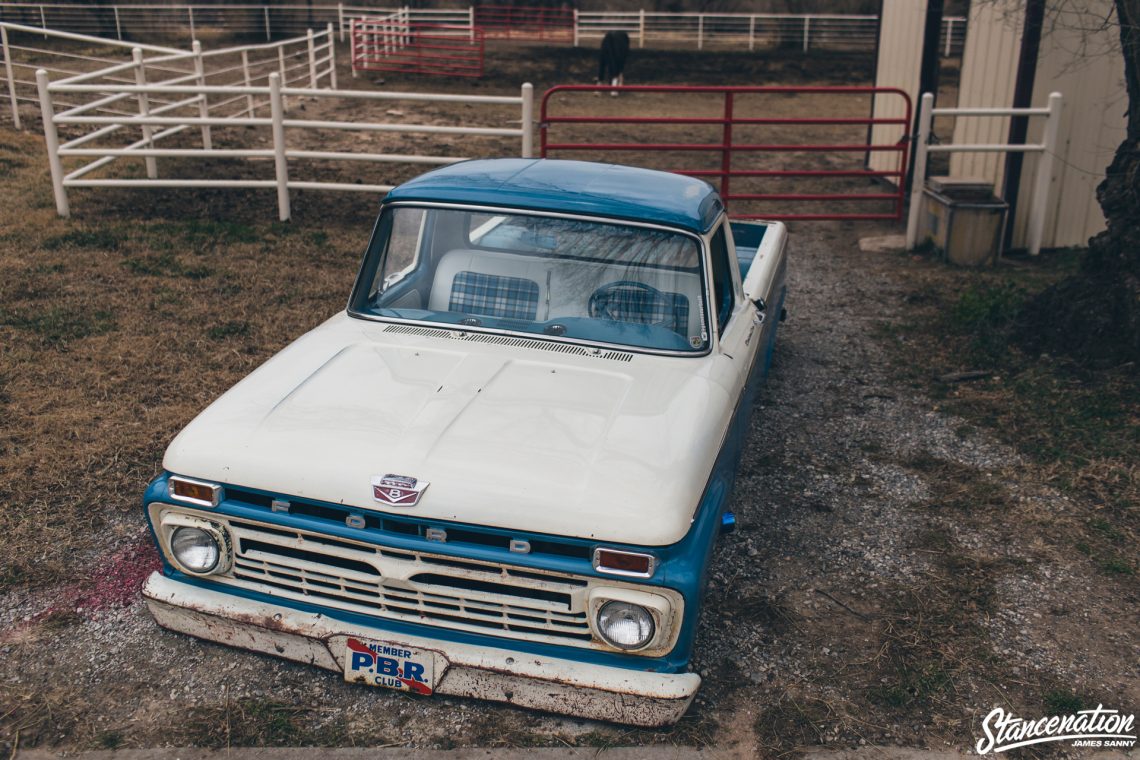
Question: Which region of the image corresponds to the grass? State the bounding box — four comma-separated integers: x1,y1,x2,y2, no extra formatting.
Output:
877,249,1138,581
172,698,350,749
0,128,367,590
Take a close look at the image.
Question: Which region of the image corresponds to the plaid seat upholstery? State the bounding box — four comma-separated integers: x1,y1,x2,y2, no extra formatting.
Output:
589,281,690,335
448,270,540,321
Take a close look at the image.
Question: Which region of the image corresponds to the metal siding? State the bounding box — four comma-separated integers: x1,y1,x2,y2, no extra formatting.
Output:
1010,0,1125,248
950,0,1023,186
870,0,926,179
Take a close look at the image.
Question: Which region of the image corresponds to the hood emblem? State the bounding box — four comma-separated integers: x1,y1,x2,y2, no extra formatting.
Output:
371,474,429,507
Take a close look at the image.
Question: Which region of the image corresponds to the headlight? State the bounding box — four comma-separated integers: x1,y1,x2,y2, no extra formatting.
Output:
170,526,220,574
596,600,655,650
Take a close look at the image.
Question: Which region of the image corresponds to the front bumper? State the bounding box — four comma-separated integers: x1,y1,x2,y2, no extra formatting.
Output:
143,572,700,727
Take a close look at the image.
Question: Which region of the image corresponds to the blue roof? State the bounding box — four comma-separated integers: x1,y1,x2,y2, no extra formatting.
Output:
384,159,724,233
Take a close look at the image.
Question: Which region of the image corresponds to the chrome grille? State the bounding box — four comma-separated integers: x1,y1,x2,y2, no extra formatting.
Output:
221,518,597,646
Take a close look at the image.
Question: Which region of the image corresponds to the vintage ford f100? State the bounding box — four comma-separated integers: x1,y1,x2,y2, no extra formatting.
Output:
141,158,788,727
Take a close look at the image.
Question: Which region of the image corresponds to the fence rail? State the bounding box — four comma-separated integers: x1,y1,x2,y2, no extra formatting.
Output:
37,46,533,219
0,3,967,55
352,19,484,78
541,84,912,222
2,20,333,130
905,91,1063,256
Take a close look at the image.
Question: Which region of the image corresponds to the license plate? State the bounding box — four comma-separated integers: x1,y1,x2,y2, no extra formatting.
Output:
344,637,436,695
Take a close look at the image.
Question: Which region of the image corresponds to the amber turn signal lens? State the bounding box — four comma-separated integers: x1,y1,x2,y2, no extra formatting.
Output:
170,477,221,507
594,548,654,577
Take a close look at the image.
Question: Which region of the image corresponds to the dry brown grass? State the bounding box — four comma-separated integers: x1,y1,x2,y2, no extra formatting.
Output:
0,127,373,589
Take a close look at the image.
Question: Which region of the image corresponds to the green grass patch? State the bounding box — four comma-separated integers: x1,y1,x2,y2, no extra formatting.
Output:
207,321,251,340
42,228,125,252
878,249,1138,569
0,305,117,346
174,698,349,749
123,251,213,279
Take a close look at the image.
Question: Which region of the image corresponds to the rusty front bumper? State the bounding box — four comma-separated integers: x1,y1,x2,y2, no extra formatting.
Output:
143,572,700,727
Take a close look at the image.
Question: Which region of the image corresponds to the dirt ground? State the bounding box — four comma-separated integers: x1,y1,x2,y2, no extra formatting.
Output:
1,42,1136,757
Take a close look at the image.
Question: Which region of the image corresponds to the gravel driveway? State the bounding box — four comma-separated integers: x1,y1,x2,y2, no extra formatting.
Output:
3,214,1134,757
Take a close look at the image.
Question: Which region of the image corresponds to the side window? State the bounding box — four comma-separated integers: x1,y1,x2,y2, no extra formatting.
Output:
709,224,735,333
373,208,425,299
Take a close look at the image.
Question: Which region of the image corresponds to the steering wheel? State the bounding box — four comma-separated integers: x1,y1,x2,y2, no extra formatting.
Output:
588,280,675,330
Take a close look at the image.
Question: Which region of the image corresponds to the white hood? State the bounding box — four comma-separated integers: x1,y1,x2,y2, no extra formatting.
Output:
164,314,734,546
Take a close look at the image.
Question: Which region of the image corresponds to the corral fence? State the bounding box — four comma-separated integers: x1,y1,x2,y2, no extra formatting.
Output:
0,3,968,56
474,5,572,42
35,25,533,219
906,91,1063,256
541,85,912,222
2,20,333,130
351,16,483,78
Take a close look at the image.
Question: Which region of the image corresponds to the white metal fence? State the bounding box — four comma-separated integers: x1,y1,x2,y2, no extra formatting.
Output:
36,39,534,220
0,3,968,55
2,20,334,130
906,91,1064,257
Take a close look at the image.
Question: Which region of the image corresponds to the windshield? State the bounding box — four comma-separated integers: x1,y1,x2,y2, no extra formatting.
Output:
349,205,710,353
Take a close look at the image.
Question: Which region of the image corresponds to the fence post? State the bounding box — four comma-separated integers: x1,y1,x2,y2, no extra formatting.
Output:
802,16,810,52
720,91,733,202
269,72,290,222
2,26,20,130
520,82,533,158
264,6,271,41
944,17,953,57
350,18,357,77
1027,92,1062,256
638,9,645,48
113,6,122,40
307,29,317,89
697,14,703,50
131,48,158,179
905,93,934,250
469,6,475,42
39,5,47,39
241,49,254,115
338,2,345,42
326,23,337,89
187,6,195,44
277,45,288,110
192,40,212,149
573,9,579,47
748,15,755,52
35,69,68,217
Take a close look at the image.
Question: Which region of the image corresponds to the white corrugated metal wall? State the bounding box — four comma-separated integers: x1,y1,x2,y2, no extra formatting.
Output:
869,0,926,179
948,0,1023,188
950,0,1125,249
1010,0,1126,247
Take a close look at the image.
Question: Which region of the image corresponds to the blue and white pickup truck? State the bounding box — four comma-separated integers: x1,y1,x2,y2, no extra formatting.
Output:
141,158,788,727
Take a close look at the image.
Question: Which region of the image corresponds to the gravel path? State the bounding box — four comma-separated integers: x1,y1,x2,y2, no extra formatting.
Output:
2,219,1135,756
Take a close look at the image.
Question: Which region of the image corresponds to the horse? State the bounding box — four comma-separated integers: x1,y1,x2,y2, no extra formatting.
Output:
597,30,630,95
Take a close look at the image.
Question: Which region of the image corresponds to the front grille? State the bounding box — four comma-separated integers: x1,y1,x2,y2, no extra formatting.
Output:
220,517,597,646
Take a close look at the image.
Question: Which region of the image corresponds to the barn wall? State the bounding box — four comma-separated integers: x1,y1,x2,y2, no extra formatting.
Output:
1009,0,1125,248
948,0,1023,188
949,0,1124,249
869,0,927,180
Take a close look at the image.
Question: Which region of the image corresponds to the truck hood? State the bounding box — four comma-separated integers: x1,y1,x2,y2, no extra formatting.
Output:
164,314,734,546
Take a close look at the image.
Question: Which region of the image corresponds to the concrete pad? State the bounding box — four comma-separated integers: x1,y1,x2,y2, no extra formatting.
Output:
857,234,906,253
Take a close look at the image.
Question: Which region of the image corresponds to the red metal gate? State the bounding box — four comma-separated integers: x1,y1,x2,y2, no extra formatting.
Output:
352,20,485,78
473,5,574,42
540,85,912,221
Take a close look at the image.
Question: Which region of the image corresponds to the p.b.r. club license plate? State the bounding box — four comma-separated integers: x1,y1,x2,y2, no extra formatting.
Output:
344,638,436,695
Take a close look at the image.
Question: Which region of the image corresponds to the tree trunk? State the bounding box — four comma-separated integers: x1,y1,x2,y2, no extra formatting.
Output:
1018,0,1140,366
